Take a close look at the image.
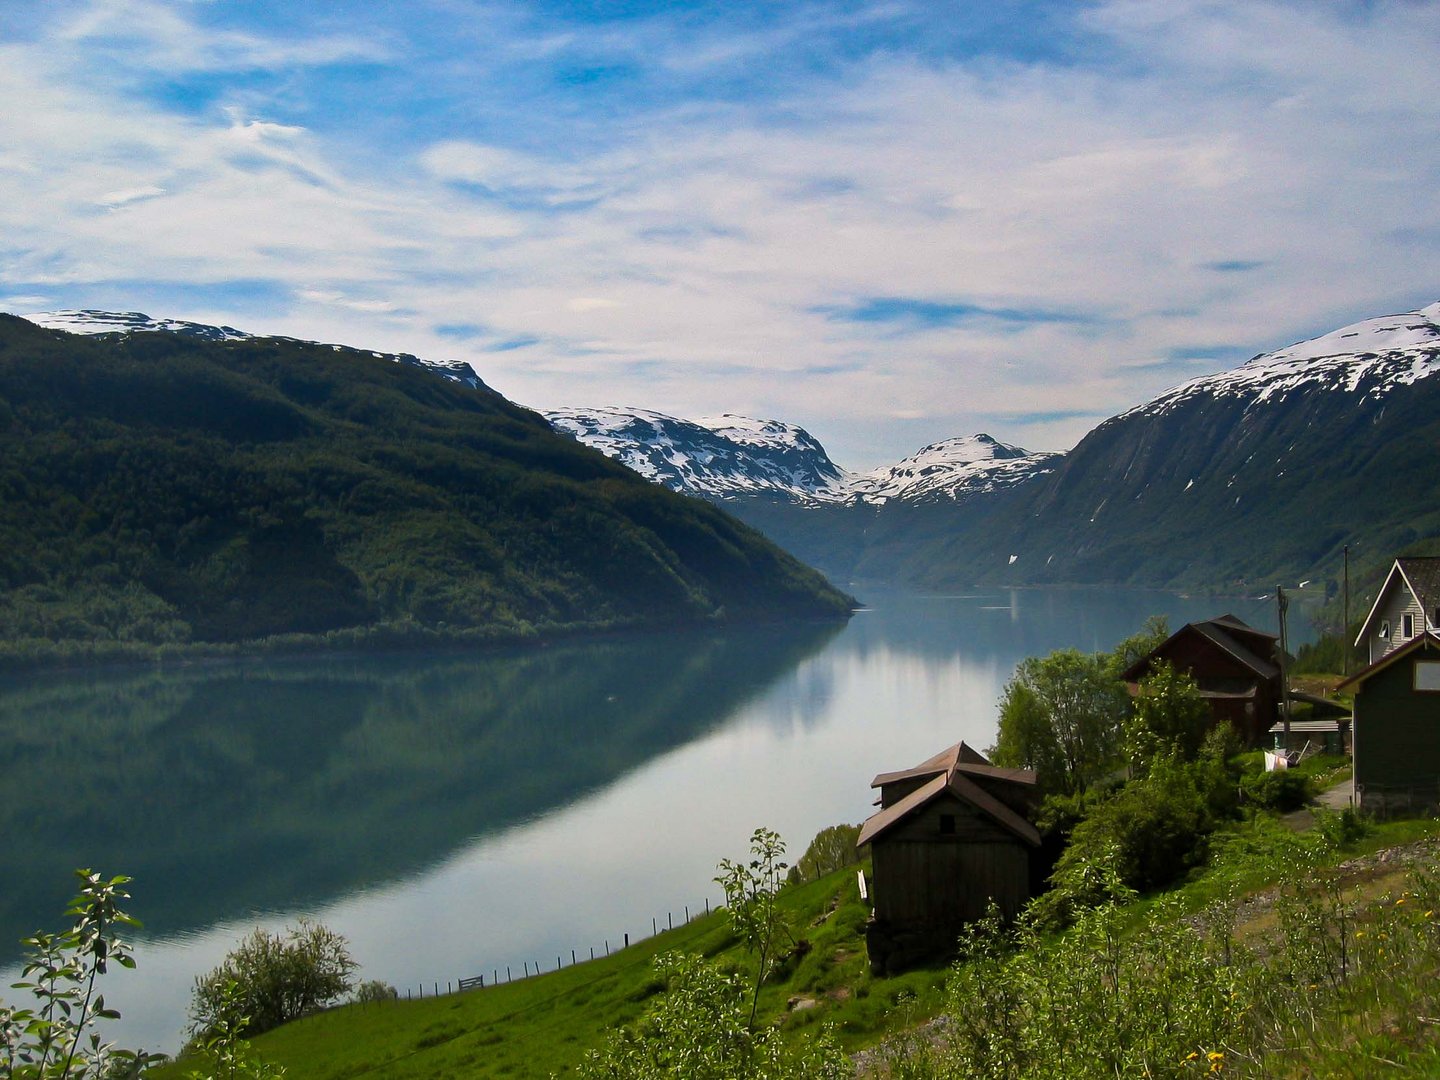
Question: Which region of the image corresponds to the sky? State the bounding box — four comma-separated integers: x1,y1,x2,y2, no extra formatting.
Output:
2,0,1439,469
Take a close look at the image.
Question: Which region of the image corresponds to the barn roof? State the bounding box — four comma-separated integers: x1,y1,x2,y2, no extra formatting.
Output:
859,742,1041,849
1121,615,1279,683
869,740,1035,789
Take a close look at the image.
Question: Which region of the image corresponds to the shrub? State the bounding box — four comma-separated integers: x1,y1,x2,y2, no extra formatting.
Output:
1241,768,1313,812
190,919,357,1040
352,979,398,1004
785,824,861,885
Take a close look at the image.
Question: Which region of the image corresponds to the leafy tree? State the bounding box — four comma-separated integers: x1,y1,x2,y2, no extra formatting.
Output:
714,828,793,1030
1109,615,1170,673
0,870,163,1079
785,824,861,885
1123,660,1212,771
190,920,356,1040
991,649,1131,794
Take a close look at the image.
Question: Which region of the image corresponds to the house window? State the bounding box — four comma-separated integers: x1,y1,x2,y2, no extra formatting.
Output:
1403,613,1415,639
1416,662,1440,693
939,814,956,835
1379,620,1391,640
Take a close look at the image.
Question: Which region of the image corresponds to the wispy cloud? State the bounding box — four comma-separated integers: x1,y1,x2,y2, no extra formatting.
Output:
820,297,1101,332
2,0,1438,467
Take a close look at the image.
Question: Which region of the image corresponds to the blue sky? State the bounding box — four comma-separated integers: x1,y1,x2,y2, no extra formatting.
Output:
3,0,1439,467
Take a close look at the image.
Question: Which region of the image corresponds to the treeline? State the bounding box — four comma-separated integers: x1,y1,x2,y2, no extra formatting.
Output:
0,316,851,662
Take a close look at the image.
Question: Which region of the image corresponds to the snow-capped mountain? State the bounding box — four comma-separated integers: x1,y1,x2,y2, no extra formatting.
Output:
1126,300,1440,420
848,434,1062,505
545,409,1060,507
22,309,492,392
544,407,852,503
909,297,1440,591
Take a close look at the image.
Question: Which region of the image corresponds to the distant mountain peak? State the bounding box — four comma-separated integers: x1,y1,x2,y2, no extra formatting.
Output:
848,433,1062,505
546,407,1060,507
545,407,851,503
21,309,492,393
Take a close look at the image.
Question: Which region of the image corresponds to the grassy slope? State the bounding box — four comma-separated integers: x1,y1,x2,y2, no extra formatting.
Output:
182,808,1440,1080
162,862,945,1080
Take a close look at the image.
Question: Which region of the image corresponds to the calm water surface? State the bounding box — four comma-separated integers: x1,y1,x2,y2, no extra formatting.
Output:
0,587,1314,1051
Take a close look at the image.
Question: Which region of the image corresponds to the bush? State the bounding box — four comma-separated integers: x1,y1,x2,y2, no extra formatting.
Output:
1242,768,1313,812
190,919,357,1039
1033,755,1229,930
352,979,398,1004
785,824,861,885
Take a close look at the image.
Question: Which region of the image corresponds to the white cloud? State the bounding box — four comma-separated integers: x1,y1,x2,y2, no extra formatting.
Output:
2,0,1438,467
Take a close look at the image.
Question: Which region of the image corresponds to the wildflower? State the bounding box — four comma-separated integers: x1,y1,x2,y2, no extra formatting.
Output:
1396,897,1407,905
1186,1051,1200,1061
1356,930,1365,938
1425,910,1434,919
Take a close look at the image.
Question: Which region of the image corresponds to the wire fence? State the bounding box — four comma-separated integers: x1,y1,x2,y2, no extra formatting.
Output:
387,895,721,1002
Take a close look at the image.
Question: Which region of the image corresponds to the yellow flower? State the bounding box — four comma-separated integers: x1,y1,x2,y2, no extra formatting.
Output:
1425,910,1434,919
1356,930,1366,938
1396,897,1407,905
1208,1051,1225,1062
1186,1052,1200,1061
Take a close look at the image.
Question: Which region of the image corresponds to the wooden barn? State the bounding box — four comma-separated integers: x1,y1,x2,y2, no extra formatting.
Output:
1337,630,1440,816
1120,614,1283,746
858,741,1041,974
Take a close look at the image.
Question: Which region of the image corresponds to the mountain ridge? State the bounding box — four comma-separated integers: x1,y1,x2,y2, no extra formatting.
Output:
0,313,853,660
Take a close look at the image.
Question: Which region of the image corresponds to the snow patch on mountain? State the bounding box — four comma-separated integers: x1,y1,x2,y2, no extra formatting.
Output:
22,309,491,392
1126,300,1440,420
848,434,1062,505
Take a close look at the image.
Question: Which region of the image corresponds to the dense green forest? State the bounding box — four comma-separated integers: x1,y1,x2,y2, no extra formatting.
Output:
0,317,851,661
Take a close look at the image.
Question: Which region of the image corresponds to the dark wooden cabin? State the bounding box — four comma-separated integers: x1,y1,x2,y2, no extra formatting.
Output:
858,741,1040,974
1337,631,1440,816
1121,614,1283,746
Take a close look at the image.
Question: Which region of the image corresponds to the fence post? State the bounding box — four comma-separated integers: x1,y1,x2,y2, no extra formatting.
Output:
685,905,690,923
653,917,657,936
507,965,511,983
624,932,629,948
572,949,577,966
668,912,673,930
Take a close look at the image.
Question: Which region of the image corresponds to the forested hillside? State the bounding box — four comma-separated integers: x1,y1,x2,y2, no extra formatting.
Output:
0,316,851,656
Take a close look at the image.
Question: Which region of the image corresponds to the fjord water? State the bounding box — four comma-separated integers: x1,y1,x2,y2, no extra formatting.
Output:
1,588,1313,1050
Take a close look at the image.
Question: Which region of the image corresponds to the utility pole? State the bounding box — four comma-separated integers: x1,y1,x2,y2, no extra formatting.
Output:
1276,585,1292,751
1343,544,1351,676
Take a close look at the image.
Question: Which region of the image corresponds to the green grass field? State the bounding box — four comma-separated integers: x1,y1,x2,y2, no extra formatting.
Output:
157,861,944,1079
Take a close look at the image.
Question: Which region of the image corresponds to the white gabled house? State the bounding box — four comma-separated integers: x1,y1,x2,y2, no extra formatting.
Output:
1355,557,1440,666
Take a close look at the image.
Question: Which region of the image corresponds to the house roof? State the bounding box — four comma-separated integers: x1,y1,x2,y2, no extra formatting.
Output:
1336,630,1440,692
1121,614,1279,683
859,742,1041,849
1355,557,1440,646
869,741,1036,789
